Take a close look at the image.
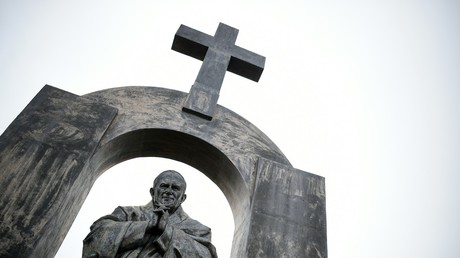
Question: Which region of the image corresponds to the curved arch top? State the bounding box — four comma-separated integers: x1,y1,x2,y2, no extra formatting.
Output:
84,86,291,189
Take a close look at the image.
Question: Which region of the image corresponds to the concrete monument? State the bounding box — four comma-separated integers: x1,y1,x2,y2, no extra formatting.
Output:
0,23,327,257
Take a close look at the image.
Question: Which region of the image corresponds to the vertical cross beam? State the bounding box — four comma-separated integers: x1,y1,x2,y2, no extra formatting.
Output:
172,23,265,120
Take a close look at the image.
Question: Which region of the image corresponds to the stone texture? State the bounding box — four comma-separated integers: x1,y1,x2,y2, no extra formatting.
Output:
0,85,117,257
247,158,327,258
172,23,265,120
0,85,327,257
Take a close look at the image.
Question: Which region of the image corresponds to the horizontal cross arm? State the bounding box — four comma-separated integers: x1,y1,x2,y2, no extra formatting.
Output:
172,24,214,61
228,46,266,82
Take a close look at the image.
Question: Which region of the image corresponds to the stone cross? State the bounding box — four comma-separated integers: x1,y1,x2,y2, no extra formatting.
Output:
172,23,265,120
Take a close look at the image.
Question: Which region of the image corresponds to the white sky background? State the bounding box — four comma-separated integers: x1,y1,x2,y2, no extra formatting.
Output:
1,1,460,257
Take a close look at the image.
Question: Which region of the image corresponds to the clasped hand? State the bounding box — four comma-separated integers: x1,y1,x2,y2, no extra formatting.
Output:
147,207,170,233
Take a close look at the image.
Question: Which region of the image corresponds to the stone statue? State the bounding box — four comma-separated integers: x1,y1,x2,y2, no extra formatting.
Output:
82,170,218,258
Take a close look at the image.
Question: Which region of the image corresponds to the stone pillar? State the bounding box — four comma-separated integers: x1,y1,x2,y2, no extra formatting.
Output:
0,85,117,257
247,158,327,257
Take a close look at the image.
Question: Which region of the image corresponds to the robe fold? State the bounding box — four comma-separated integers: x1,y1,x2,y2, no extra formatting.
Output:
82,202,217,258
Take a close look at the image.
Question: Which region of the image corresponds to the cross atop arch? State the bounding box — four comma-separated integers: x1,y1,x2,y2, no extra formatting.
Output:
172,23,265,120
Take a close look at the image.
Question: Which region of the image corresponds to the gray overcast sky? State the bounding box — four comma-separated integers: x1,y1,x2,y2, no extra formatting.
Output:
1,1,460,257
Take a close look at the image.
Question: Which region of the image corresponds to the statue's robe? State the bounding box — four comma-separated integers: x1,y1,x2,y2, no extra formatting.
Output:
82,202,217,258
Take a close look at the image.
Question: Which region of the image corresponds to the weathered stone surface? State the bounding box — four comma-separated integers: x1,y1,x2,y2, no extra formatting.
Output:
172,23,265,120
0,85,117,258
248,158,327,257
0,85,327,258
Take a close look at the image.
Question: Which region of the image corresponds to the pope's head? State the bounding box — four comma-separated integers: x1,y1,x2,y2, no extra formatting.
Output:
150,170,187,212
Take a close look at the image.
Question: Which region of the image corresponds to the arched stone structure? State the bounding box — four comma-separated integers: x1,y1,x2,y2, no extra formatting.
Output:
0,85,327,257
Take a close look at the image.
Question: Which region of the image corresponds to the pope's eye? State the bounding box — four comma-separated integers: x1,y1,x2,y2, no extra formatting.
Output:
172,185,180,190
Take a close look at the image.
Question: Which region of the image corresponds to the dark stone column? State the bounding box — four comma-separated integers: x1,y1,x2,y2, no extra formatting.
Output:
247,158,327,258
0,85,117,258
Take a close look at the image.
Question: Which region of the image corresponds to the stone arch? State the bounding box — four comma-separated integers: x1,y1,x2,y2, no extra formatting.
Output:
80,86,292,257
0,85,326,258
91,128,248,217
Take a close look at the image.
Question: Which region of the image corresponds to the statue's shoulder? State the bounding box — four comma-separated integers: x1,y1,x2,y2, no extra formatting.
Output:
178,209,211,233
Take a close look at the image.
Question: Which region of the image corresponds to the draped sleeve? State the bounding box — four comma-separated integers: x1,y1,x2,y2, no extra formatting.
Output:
82,206,153,258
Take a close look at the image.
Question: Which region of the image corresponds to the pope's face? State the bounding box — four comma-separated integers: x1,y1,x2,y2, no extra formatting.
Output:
151,173,186,211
